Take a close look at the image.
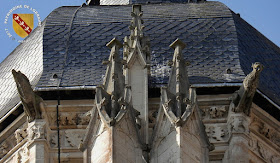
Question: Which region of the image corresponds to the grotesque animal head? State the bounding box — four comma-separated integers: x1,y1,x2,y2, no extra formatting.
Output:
252,62,264,72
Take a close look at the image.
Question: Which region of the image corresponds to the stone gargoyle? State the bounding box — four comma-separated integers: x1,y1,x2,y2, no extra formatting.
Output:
232,62,264,115
12,70,42,122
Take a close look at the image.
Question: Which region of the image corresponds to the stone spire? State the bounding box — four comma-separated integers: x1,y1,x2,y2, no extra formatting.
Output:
95,38,129,126
161,39,193,126
103,38,125,96
122,5,150,144
123,5,150,68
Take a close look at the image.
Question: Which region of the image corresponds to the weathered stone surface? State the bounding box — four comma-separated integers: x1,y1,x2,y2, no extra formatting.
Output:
12,70,43,122
231,62,264,115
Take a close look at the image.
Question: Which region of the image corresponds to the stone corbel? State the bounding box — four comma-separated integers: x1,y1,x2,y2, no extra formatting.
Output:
27,120,48,142
12,70,43,123
230,62,264,116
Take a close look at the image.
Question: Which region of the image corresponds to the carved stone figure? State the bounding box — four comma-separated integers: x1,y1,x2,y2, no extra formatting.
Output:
12,70,42,122
232,62,264,115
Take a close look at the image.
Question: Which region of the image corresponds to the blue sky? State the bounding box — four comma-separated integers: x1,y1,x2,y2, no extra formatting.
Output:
0,0,279,63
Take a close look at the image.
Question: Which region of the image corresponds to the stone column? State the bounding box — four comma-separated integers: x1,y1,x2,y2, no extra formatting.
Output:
224,113,250,163
27,119,50,163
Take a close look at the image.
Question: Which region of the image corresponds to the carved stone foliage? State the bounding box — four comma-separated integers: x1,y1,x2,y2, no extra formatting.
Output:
15,124,28,143
201,106,228,119
231,62,263,116
48,111,92,128
209,106,226,118
250,116,280,148
0,141,9,159
17,146,29,163
27,120,47,142
249,137,280,163
228,116,248,134
0,124,25,159
49,133,58,148
206,124,228,142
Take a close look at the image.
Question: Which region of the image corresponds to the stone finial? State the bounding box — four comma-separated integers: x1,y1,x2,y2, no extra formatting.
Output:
161,39,193,126
103,38,125,95
124,5,150,68
12,70,42,123
96,38,134,126
168,39,190,99
130,5,144,38
231,62,264,115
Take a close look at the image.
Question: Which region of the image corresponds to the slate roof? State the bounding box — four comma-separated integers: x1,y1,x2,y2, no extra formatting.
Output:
0,21,44,118
37,1,280,106
1,1,280,118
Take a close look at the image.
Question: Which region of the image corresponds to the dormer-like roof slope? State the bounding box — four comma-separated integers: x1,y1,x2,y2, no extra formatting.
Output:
36,2,280,106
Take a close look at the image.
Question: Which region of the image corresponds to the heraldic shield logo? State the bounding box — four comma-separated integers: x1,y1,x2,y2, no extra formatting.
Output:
12,14,34,38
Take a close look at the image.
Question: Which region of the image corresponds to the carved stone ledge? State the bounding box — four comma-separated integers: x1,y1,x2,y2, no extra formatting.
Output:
250,116,280,148
249,136,280,163
47,111,92,129
16,146,29,163
0,123,26,160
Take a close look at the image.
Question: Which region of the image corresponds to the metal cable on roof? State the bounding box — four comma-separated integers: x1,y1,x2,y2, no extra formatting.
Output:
58,5,83,87
55,5,83,163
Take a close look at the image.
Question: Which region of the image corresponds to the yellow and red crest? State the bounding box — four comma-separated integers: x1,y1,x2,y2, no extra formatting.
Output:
13,14,34,38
